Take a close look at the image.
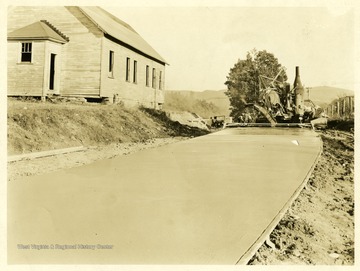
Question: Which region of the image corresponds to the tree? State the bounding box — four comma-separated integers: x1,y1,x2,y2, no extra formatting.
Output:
224,49,287,118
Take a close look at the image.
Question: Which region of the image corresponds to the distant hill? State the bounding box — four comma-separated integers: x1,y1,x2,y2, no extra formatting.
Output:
308,86,354,108
164,86,353,117
164,90,230,118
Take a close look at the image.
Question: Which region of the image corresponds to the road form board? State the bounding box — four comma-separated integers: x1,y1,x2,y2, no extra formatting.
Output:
8,127,322,264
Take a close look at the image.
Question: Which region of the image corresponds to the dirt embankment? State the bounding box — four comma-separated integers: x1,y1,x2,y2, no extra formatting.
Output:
7,98,209,156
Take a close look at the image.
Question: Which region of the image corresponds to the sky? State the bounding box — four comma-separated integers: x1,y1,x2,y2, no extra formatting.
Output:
0,0,357,92
104,3,357,91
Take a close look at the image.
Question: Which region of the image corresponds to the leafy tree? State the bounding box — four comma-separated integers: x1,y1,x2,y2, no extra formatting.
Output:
224,49,287,118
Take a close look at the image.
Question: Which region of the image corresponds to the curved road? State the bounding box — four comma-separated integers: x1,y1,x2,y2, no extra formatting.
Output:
8,127,322,264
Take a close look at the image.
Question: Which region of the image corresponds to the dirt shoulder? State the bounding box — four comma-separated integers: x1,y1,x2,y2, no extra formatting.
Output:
249,129,354,265
7,137,186,181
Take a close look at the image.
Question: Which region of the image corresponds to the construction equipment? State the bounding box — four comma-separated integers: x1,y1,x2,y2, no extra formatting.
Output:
210,115,226,128
232,66,326,128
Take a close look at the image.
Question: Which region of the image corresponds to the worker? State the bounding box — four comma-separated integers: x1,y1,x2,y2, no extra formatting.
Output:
238,113,245,123
245,112,252,123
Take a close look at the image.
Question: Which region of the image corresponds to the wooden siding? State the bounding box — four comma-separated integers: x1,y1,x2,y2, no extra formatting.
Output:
60,34,101,96
8,6,166,105
100,37,165,108
8,6,102,97
7,41,45,96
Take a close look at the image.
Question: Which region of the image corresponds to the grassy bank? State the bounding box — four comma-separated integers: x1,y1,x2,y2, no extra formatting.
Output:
7,98,209,155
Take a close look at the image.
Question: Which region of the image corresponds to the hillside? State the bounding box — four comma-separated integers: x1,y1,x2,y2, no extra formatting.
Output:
164,86,353,116
163,90,230,118
308,86,354,107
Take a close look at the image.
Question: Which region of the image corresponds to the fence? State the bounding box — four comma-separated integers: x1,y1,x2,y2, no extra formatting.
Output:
324,96,354,119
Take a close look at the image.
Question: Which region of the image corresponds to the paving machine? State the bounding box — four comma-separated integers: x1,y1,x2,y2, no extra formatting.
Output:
230,66,326,128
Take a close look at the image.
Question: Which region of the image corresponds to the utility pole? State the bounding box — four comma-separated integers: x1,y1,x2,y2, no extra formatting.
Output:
306,87,311,100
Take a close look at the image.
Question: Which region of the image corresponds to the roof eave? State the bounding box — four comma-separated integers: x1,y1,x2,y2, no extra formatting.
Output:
104,33,168,66
7,37,67,44
79,7,168,65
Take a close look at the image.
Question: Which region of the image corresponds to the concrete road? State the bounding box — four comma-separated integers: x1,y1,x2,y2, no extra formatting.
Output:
8,127,322,264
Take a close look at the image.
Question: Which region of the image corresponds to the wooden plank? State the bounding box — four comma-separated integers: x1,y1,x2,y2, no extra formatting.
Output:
8,146,86,163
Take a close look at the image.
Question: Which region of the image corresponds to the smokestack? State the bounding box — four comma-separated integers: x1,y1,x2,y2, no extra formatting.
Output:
293,66,303,91
293,66,304,118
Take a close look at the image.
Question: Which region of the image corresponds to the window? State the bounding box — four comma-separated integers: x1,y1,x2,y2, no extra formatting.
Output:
49,54,56,90
152,68,156,89
21,42,32,62
133,60,137,83
109,51,114,77
159,71,163,90
126,57,130,81
145,65,150,87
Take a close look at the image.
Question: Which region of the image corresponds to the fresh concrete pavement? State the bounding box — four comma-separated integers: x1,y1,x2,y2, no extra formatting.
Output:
8,127,322,264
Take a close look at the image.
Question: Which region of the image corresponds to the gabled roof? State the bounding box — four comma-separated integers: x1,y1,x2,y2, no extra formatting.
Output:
79,6,168,65
7,20,69,44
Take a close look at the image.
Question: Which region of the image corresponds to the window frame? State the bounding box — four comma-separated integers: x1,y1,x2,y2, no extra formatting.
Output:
20,42,33,63
145,65,150,87
152,68,156,89
133,60,137,83
108,50,114,78
159,71,163,90
126,57,130,82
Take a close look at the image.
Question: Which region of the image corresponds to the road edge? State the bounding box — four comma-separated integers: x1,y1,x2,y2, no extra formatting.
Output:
7,146,86,162
236,133,324,265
